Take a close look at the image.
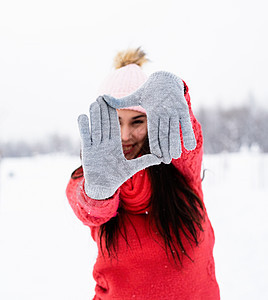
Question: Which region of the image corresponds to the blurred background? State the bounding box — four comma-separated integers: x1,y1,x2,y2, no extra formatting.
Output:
0,0,267,299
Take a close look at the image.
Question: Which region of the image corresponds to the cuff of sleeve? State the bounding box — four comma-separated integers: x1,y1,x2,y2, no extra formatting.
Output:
78,179,120,219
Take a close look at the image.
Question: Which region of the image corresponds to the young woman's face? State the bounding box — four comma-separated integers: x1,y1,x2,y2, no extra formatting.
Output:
117,109,148,160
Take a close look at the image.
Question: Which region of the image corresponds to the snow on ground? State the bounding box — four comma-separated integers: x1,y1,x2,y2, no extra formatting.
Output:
0,152,267,299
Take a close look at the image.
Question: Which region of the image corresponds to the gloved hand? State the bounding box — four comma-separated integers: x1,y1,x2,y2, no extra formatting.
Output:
102,71,196,163
78,97,162,200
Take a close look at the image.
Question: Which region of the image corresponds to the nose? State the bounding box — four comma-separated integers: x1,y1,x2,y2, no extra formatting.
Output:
120,125,132,142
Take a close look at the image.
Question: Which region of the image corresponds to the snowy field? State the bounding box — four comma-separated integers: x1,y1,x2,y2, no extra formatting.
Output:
0,152,267,300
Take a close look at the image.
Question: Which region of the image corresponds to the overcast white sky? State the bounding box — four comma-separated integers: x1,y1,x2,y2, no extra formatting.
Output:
0,0,268,142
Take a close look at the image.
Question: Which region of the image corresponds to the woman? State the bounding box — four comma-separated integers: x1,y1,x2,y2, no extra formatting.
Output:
66,48,220,299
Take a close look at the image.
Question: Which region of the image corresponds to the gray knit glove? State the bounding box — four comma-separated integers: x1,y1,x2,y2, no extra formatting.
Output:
78,97,162,200
103,71,196,163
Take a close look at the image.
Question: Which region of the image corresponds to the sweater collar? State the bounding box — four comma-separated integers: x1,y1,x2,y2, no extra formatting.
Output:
120,169,151,214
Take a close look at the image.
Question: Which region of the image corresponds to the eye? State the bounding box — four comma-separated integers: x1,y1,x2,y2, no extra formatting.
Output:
132,120,144,125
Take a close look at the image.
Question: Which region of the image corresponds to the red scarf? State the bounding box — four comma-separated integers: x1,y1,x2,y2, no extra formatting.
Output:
120,169,151,214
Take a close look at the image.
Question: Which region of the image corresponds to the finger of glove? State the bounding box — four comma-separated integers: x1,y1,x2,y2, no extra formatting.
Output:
107,104,122,144
89,102,101,145
180,112,197,150
103,89,141,109
127,153,162,173
147,114,162,158
97,97,111,141
169,117,182,159
159,116,171,164
78,114,91,148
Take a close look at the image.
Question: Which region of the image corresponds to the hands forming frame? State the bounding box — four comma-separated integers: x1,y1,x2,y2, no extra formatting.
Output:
78,71,196,200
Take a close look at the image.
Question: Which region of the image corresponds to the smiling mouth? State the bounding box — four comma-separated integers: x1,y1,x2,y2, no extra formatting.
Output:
122,144,135,154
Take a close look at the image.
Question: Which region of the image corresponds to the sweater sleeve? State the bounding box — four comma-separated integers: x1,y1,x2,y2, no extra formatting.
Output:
171,81,204,200
66,169,120,227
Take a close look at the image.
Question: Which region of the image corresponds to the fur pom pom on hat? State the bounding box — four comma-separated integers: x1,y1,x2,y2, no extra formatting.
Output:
98,48,148,114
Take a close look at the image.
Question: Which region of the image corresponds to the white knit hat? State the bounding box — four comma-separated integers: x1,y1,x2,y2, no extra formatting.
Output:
98,49,148,114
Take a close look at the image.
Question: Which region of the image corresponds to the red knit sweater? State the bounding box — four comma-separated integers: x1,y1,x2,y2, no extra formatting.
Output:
66,87,220,299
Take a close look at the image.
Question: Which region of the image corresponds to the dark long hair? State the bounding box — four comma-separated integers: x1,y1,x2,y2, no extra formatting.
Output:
96,137,205,264
72,138,205,264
